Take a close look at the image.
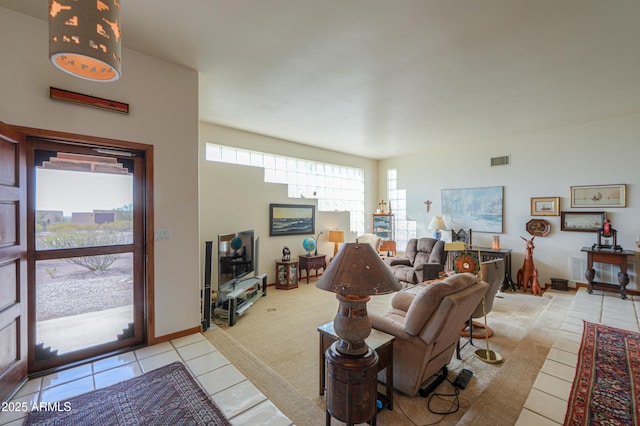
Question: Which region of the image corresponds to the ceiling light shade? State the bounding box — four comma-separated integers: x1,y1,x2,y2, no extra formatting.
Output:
49,0,122,82
316,242,401,355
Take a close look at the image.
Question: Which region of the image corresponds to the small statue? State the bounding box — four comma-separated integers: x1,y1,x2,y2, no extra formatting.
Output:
517,236,537,293
282,246,290,261
531,270,543,296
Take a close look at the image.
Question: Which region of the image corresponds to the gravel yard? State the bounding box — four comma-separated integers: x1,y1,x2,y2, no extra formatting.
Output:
36,255,133,321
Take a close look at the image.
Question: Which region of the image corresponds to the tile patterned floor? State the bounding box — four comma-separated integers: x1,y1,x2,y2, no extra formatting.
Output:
0,330,292,426
515,288,640,425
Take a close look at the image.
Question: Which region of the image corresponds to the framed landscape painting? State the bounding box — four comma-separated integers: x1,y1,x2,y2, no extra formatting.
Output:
570,184,626,208
560,211,605,232
441,186,503,233
531,197,560,216
269,204,315,236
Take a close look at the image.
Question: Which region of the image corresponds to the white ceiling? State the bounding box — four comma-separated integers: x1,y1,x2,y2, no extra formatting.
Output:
2,1,639,159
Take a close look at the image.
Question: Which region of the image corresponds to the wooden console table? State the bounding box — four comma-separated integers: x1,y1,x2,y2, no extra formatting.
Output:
318,321,395,411
581,246,635,299
299,254,326,283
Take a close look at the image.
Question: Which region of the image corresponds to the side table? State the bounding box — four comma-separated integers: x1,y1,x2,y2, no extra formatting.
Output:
275,260,298,290
299,254,327,283
318,321,395,411
581,246,635,299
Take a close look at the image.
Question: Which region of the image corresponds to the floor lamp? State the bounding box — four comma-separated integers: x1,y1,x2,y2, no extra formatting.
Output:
445,242,503,364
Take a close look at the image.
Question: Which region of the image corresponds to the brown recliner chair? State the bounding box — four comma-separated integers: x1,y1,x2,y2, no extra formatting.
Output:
369,273,489,396
384,237,446,288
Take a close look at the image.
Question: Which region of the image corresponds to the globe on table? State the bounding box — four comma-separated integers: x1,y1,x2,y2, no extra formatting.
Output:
302,237,316,255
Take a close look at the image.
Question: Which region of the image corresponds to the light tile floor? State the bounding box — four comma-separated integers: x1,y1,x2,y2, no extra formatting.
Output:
0,330,292,426
516,288,640,425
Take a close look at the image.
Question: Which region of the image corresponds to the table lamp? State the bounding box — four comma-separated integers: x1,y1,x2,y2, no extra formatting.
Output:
328,230,345,257
428,216,446,240
316,241,401,424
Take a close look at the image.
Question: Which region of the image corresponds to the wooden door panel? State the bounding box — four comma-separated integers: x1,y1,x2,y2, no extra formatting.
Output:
0,122,27,402
0,202,17,247
0,260,19,312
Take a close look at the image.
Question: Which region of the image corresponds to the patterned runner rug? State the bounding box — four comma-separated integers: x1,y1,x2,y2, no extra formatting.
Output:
564,322,640,426
24,362,231,426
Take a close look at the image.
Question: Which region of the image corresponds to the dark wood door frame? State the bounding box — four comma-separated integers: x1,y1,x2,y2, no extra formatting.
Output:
15,126,157,367
0,122,27,402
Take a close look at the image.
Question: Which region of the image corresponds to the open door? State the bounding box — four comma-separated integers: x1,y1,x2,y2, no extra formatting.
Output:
0,122,27,401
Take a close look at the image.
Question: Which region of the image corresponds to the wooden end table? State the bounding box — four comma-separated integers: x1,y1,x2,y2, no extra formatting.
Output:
317,321,395,411
299,254,326,283
581,246,635,299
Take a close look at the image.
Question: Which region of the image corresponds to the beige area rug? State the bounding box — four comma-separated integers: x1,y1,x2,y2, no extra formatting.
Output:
203,280,574,425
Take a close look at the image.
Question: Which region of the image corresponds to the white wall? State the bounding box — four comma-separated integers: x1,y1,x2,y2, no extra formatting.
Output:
198,122,378,286
379,113,640,290
0,8,201,337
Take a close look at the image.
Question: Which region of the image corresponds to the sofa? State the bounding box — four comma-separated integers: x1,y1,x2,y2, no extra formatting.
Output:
369,273,488,396
384,237,446,287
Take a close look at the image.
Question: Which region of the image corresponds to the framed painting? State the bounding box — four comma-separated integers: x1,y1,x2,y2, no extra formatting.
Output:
570,184,626,208
441,186,503,233
560,211,605,232
530,197,560,216
269,204,315,236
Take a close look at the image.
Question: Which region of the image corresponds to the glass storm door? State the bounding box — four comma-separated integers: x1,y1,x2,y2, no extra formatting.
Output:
28,140,145,372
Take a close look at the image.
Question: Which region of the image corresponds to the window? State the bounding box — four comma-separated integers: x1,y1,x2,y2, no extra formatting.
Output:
206,144,365,234
387,169,416,251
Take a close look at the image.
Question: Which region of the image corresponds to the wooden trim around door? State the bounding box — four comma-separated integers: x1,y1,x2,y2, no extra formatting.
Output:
14,126,155,347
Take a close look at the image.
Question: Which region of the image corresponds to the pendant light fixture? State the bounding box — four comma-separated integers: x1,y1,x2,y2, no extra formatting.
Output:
49,0,122,82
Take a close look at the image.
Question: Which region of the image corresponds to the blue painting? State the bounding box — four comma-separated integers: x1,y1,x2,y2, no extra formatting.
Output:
269,204,315,236
442,186,503,233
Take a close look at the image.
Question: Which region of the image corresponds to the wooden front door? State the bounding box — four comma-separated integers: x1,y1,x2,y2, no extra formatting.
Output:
0,122,27,402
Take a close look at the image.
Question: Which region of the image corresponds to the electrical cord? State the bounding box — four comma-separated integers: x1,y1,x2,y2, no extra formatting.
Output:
395,369,472,426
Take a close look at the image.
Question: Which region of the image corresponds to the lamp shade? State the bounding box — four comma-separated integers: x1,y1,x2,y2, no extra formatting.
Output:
316,242,401,296
328,230,345,243
49,0,122,82
428,216,446,231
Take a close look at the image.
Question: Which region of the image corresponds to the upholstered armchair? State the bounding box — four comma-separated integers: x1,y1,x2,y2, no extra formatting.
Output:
356,233,382,252
384,237,446,287
369,273,488,396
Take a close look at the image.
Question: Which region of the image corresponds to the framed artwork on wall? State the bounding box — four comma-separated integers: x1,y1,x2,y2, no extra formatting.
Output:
269,204,315,236
530,197,560,216
560,211,605,232
570,184,626,208
441,186,503,233
526,219,551,237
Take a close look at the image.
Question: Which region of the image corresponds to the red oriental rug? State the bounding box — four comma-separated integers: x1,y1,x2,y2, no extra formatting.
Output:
24,362,231,426
564,321,640,426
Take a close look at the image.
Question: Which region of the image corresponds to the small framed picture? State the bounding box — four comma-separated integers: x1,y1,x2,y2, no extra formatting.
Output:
560,211,605,232
526,219,551,237
530,197,560,216
570,184,626,208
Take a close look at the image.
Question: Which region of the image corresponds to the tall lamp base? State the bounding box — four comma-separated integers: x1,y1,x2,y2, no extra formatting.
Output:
474,348,503,364
325,342,378,425
474,296,503,364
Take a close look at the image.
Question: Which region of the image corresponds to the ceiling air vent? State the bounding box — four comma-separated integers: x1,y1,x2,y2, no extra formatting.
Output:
490,155,510,167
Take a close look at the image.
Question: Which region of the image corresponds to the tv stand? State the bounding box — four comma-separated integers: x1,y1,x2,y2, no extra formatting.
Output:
214,273,267,326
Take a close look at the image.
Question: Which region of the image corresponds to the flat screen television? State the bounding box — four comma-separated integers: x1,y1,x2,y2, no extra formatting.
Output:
216,229,255,304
